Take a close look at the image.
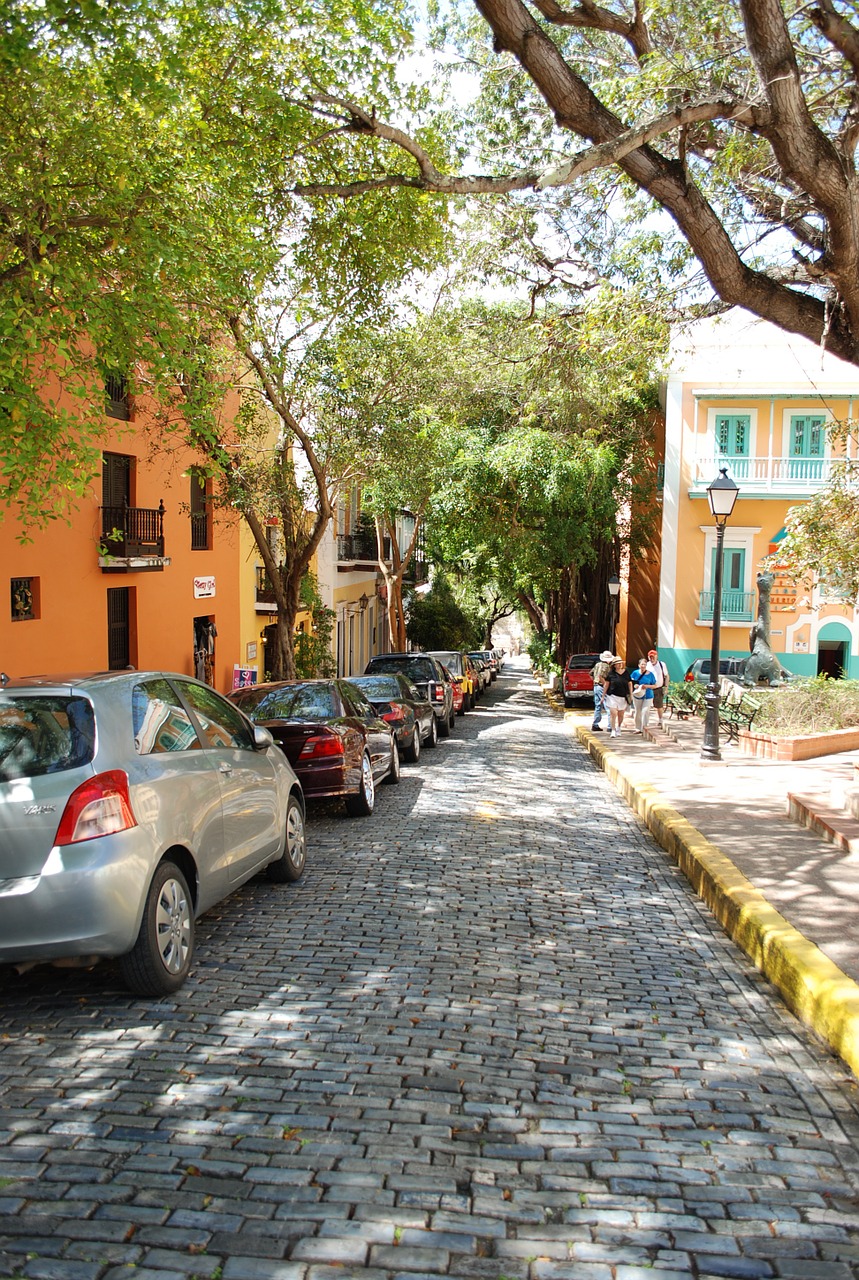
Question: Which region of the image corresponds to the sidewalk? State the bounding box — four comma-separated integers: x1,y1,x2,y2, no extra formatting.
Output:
548,682,859,1078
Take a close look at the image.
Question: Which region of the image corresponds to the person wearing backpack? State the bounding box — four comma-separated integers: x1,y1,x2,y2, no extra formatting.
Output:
646,648,669,727
589,650,614,731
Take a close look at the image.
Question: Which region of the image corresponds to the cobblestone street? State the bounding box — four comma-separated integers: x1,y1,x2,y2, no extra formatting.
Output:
2,662,859,1280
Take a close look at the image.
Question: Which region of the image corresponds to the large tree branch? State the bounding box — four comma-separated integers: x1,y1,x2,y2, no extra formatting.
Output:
740,0,849,203
294,96,760,198
528,0,651,59
228,314,332,524
809,0,859,81
474,0,845,351
537,99,761,187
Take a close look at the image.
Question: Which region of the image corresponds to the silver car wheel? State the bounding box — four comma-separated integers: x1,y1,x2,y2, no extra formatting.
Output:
286,799,306,871
155,875,192,974
119,860,195,997
268,792,307,883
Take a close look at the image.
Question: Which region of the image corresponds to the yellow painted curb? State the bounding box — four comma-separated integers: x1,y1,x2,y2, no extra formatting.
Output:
570,717,859,1080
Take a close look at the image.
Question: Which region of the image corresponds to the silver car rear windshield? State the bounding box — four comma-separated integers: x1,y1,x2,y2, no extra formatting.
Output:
0,696,96,781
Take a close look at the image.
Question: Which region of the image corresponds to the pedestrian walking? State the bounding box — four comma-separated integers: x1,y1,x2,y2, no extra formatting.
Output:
589,650,614,731
603,657,632,737
631,656,656,732
646,647,670,727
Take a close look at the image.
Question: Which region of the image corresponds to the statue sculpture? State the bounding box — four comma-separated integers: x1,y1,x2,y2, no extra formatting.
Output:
744,571,792,686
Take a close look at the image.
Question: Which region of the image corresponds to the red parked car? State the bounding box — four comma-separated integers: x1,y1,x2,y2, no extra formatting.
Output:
562,653,601,708
439,663,464,716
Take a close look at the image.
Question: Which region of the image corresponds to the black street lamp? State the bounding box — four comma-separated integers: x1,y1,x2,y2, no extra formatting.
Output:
701,467,740,762
608,574,621,652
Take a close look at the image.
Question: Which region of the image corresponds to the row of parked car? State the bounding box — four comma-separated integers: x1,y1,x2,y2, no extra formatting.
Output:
0,647,504,999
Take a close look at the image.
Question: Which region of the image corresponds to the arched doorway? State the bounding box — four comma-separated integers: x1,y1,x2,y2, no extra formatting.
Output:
816,620,852,679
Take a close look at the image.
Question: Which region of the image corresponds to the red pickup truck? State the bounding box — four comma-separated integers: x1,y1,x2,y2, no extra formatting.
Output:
563,653,601,708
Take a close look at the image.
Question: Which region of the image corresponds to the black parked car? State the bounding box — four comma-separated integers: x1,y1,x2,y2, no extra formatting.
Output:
230,679,399,817
364,652,455,738
350,673,438,762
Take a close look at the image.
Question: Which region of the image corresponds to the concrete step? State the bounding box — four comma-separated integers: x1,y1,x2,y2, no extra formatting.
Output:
787,791,859,855
643,722,680,746
829,779,859,820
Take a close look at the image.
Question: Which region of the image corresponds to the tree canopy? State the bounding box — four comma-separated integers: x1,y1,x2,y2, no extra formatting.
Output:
293,0,859,368
0,0,448,526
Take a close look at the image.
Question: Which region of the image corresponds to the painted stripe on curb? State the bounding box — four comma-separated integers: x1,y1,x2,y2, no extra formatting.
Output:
536,678,859,1078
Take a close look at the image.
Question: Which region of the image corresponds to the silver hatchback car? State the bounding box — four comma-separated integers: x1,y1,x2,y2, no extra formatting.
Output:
0,671,307,996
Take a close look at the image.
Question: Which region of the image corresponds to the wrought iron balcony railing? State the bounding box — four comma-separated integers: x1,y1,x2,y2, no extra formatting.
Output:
101,502,165,559
698,589,756,623
337,532,390,563
256,566,278,606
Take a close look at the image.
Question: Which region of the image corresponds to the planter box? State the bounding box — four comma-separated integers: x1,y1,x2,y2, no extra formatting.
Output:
739,725,859,761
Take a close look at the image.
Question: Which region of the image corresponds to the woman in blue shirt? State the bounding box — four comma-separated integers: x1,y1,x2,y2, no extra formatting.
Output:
631,656,657,733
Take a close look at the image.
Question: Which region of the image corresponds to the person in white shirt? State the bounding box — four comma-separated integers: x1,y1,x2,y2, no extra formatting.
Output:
645,648,669,727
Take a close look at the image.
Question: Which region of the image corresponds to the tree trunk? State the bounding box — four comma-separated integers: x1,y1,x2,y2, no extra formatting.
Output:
376,511,421,652
517,589,546,635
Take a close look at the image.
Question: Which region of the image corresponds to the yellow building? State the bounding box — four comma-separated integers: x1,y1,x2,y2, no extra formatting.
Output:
658,310,858,682
321,491,428,677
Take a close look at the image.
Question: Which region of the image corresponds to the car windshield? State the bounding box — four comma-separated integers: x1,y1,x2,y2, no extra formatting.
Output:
566,655,598,670
370,657,436,682
0,696,95,781
351,676,401,700
235,684,337,721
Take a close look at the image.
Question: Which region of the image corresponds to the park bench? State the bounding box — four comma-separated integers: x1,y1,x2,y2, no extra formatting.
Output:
717,693,761,742
666,682,705,719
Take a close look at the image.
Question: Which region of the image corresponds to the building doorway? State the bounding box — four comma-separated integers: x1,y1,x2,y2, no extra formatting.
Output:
193,616,217,685
816,620,852,679
107,587,133,669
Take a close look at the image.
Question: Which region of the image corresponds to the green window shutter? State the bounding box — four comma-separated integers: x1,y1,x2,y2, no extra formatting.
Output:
790,414,825,457
715,415,750,456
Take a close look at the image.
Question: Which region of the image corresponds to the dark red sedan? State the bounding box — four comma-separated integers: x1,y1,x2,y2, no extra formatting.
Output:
230,679,399,817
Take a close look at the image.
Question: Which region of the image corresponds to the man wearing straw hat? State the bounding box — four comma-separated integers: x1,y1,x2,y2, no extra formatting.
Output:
589,650,614,731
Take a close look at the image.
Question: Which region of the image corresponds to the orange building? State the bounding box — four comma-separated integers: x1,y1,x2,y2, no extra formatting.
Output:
3,377,245,691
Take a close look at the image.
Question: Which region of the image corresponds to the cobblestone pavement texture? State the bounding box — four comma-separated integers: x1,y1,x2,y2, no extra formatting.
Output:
573,708,859,987
2,661,859,1280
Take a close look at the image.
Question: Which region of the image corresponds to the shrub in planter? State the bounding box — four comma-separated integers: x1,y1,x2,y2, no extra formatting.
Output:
752,675,859,736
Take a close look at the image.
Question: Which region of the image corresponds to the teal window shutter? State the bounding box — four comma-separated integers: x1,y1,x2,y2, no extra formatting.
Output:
715,415,750,456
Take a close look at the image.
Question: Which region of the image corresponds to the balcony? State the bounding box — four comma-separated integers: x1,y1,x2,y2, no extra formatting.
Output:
99,502,167,572
698,589,755,624
690,454,840,496
256,566,278,613
337,531,390,568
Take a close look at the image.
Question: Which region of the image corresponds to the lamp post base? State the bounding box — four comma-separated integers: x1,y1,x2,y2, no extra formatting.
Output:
700,684,722,762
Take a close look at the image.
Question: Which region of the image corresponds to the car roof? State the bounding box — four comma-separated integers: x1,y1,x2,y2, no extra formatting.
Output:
0,670,184,694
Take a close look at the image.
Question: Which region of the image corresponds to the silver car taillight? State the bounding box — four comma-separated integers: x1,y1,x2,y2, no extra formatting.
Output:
54,771,138,846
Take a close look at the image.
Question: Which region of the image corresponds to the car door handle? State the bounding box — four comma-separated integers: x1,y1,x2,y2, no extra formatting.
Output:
219,762,233,775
